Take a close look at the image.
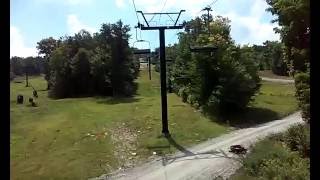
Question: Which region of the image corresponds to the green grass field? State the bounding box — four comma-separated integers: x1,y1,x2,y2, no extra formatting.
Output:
10,68,297,179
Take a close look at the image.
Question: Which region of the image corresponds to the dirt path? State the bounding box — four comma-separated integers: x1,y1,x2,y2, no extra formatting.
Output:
261,77,294,83
91,112,303,180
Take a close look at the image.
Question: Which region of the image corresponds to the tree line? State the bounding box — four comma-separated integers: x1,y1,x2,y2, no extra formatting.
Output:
10,56,46,80
34,20,139,98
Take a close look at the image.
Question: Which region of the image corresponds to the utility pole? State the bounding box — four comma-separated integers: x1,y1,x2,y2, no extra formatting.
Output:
137,10,185,136
25,66,29,87
202,6,212,35
148,57,151,80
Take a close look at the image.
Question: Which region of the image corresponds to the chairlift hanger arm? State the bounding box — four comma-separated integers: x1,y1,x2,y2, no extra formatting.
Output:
137,11,149,27
137,10,185,28
174,10,185,26
140,12,183,15
138,25,184,30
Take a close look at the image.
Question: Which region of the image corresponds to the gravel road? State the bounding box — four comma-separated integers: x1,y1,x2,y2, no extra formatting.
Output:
261,77,294,83
91,112,303,180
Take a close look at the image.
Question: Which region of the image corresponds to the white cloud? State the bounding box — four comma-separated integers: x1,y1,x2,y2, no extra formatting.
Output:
219,0,280,45
10,26,38,58
115,0,125,8
34,0,94,6
65,0,93,5
67,14,96,35
123,0,279,45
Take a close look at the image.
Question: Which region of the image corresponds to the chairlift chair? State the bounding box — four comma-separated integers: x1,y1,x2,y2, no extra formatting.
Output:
133,39,152,80
189,45,218,53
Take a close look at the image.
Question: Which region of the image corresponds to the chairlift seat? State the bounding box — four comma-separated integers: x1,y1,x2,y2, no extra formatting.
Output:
133,49,151,55
189,45,218,52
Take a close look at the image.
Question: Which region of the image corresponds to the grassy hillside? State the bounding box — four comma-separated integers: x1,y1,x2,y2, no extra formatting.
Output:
10,68,297,179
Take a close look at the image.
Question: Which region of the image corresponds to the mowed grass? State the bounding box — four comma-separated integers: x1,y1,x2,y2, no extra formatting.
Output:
223,80,298,127
10,69,297,179
258,70,293,80
252,80,297,117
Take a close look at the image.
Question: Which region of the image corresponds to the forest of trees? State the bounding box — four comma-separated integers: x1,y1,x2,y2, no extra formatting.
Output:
250,41,288,76
35,20,140,98
10,56,46,80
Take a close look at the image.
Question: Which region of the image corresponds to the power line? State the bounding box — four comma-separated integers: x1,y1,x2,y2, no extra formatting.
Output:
149,0,168,25
160,0,168,13
208,0,219,7
194,0,219,17
131,0,140,23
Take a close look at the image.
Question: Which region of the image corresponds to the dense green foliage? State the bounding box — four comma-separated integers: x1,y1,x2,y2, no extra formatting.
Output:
236,124,310,180
266,0,310,122
169,16,261,114
36,37,59,89
266,0,309,74
10,56,46,76
247,41,288,76
37,20,139,98
295,73,310,123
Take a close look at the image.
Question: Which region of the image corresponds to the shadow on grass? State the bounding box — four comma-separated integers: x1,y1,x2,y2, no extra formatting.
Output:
165,136,195,156
95,97,141,105
205,107,280,128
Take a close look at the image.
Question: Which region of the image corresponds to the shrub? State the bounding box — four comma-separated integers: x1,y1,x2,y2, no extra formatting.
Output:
243,139,289,176
294,72,310,123
284,124,310,157
243,139,310,180
171,17,261,115
258,154,310,180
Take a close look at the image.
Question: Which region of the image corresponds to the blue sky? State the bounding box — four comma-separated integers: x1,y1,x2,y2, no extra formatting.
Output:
10,0,280,57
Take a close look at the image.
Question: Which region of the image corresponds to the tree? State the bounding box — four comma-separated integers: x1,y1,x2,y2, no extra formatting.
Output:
10,56,24,75
47,20,138,98
266,0,310,123
48,46,72,98
171,15,261,115
70,48,92,96
99,20,137,96
266,0,309,74
37,37,59,89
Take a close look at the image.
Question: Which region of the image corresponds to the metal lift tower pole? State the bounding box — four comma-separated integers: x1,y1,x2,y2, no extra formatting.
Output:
137,10,185,136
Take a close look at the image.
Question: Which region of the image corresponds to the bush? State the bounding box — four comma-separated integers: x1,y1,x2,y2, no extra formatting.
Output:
243,139,289,176
294,73,310,123
284,124,310,157
258,154,310,180
243,139,310,180
171,16,261,114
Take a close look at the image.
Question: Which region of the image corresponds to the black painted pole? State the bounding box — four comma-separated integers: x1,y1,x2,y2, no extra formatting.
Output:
159,28,169,136
25,71,29,87
148,57,151,80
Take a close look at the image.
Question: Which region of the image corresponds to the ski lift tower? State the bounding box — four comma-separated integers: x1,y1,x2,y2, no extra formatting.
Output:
136,10,186,137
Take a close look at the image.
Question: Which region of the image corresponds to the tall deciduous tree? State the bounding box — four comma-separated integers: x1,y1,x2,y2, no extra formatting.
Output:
37,37,59,89
266,0,310,122
171,15,261,114
266,0,310,74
